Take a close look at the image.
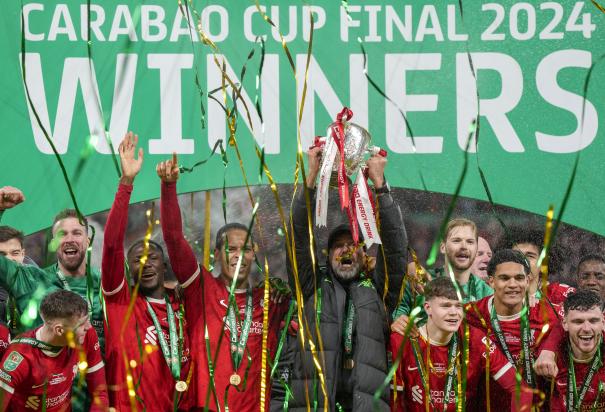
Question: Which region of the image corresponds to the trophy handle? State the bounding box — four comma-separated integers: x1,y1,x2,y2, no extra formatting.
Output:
368,145,387,157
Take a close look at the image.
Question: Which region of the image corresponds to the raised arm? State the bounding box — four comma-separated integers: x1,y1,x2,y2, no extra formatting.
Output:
0,186,25,223
102,132,143,296
287,147,322,299
367,155,408,315
157,154,199,283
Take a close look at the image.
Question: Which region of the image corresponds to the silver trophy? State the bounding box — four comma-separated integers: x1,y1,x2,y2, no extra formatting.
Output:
316,122,383,183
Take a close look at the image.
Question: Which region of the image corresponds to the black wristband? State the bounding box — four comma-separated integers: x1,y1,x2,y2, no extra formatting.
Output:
374,181,390,194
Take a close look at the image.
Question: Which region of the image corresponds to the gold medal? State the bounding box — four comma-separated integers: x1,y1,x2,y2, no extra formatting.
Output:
344,358,354,369
229,373,241,386
175,380,188,392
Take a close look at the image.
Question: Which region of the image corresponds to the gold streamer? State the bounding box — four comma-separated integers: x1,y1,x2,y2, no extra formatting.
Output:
252,5,330,408
119,206,155,411
259,257,271,412
592,0,605,13
535,205,555,347
203,192,212,268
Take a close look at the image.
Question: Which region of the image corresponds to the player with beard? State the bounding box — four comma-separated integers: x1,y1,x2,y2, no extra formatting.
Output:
0,289,108,411
499,227,574,305
392,218,493,334
283,147,407,411
471,236,493,281
465,249,561,410
0,198,104,347
44,209,104,347
391,277,533,411
155,153,290,412
535,290,605,411
576,254,605,301
101,132,193,410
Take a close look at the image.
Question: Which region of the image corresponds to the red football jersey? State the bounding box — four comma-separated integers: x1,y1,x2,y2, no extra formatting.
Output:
390,326,517,412
102,183,193,411
550,342,605,412
160,180,289,411
103,279,192,411
180,267,288,412
466,296,561,409
546,282,575,305
0,324,10,359
0,327,106,411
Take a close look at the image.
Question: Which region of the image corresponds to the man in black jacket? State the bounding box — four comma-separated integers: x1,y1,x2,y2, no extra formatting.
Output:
285,146,407,411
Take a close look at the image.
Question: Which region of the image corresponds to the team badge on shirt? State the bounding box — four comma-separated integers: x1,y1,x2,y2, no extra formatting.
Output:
3,351,23,372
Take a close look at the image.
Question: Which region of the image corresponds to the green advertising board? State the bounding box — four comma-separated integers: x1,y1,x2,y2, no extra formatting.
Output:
1,1,604,235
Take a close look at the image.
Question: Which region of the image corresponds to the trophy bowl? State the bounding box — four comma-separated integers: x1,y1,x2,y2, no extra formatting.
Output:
329,121,372,176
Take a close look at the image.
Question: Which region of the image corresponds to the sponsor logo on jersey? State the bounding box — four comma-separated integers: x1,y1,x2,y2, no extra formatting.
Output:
0,370,12,382
3,351,23,372
144,325,157,346
407,365,418,371
219,300,248,314
411,385,423,404
25,395,40,409
49,373,66,385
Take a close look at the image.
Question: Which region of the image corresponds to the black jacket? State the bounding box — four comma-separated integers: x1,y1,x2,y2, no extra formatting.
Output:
284,187,407,411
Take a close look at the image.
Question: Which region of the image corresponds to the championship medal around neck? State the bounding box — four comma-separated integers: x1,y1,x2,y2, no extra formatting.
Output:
175,380,188,392
230,373,242,386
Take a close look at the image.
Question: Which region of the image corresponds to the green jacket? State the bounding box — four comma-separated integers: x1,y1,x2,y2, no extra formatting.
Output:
0,255,104,345
392,268,493,325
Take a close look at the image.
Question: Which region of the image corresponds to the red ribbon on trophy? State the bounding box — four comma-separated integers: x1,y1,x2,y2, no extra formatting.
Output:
311,107,386,248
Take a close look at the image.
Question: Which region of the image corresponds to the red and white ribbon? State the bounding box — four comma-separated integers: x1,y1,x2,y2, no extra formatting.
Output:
352,171,381,248
315,135,338,227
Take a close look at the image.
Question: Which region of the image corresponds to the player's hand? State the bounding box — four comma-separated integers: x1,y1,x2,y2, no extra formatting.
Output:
391,315,419,339
269,278,291,305
533,350,558,378
366,154,387,189
0,186,25,210
156,153,180,183
528,294,538,308
118,132,143,185
305,146,323,189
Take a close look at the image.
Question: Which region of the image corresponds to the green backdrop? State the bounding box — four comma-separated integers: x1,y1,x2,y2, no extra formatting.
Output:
1,0,604,234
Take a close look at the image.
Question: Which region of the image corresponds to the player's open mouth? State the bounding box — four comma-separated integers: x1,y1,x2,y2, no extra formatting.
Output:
445,319,459,325
455,253,470,261
339,257,353,267
141,271,156,280
579,335,594,343
63,247,78,256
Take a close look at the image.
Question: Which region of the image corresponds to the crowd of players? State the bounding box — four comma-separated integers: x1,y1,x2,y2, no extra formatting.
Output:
0,132,604,411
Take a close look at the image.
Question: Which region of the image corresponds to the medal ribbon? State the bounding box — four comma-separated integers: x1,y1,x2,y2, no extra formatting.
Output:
145,295,183,381
567,340,602,412
226,288,254,371
55,268,94,320
489,302,534,386
342,297,355,362
411,332,458,412
12,337,63,353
